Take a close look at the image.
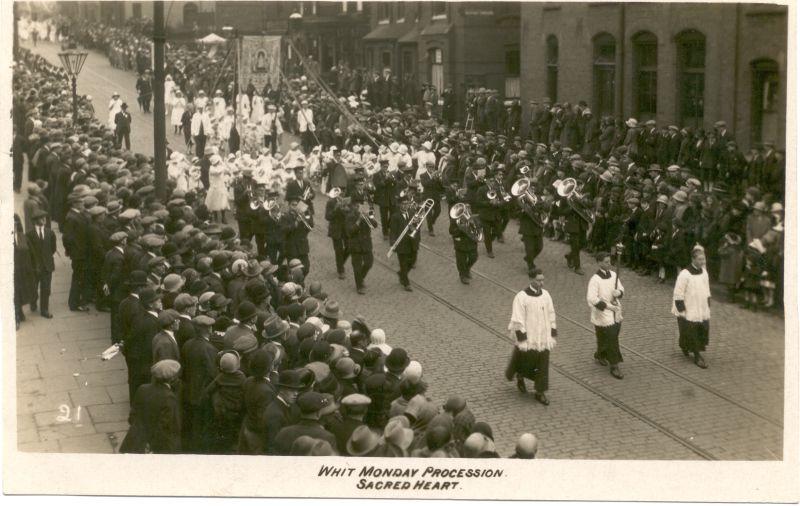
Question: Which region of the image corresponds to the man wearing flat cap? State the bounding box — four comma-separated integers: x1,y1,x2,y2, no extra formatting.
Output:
62,191,91,312
120,360,182,454
152,310,182,363
102,231,129,338
181,314,217,453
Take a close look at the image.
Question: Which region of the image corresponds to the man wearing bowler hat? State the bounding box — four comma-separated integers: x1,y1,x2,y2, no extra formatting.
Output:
114,102,132,151
265,369,310,454
274,391,338,455
124,286,163,401
26,209,57,319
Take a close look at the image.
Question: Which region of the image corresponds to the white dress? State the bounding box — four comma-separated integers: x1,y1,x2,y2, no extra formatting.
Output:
171,97,186,127
213,97,227,120
205,164,230,212
108,98,123,129
251,95,265,124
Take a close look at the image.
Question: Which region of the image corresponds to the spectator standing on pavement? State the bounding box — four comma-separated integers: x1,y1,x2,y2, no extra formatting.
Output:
672,246,712,369
120,359,183,454
506,268,557,405
114,102,132,150
26,209,57,319
13,214,35,329
62,192,90,312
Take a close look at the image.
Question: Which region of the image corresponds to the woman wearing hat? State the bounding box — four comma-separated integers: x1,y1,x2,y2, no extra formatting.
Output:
717,232,744,302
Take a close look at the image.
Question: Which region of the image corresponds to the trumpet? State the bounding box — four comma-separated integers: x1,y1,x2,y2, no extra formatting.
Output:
387,199,435,258
449,202,483,242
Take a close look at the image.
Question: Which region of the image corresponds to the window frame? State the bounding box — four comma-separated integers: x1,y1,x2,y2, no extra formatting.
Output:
592,32,616,117
431,1,447,20
676,29,706,127
632,31,658,117
545,34,558,103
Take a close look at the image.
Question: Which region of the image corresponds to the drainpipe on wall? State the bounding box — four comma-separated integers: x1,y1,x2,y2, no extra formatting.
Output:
617,2,625,119
733,3,741,142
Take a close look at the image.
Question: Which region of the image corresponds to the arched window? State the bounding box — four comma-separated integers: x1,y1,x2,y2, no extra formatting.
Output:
633,31,657,118
183,3,199,28
545,35,558,103
592,32,616,117
751,58,780,145
676,29,705,127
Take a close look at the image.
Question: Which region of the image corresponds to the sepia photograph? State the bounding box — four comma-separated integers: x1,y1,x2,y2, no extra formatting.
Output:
2,0,798,501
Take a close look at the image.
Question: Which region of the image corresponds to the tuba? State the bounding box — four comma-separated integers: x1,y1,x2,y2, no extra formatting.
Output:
511,177,541,224
449,202,483,242
557,177,594,224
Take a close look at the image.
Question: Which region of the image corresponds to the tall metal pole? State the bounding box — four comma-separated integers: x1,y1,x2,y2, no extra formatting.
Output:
153,0,167,201
71,76,78,123
13,2,19,61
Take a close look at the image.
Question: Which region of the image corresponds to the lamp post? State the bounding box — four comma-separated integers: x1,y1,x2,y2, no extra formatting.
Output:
58,49,88,124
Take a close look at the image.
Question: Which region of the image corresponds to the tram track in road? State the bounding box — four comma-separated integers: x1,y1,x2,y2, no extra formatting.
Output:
412,238,784,430
307,223,717,460
368,241,719,461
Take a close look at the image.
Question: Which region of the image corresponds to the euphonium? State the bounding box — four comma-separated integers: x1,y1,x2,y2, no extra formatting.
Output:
511,177,542,225
449,203,483,242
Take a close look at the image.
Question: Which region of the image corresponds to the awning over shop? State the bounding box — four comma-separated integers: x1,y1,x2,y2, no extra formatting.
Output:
420,22,453,37
363,23,414,41
398,26,421,44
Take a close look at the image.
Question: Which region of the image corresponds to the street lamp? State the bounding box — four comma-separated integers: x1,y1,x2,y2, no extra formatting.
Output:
58,49,88,123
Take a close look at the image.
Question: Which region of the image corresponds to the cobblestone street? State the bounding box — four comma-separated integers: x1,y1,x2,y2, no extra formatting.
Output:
14,40,785,459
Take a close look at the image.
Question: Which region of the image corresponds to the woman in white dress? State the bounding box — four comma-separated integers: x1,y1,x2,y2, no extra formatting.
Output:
237,93,251,123
205,155,230,223
108,93,123,129
171,90,186,135
164,75,175,120
250,93,265,124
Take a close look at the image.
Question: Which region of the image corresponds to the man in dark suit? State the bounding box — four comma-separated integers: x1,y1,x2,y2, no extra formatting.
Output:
136,71,153,113
114,103,132,150
518,200,544,271
419,161,445,236
265,370,304,455
26,210,56,318
560,197,591,275
449,209,480,285
389,195,418,291
124,287,162,401
370,159,395,240
180,314,217,453
344,196,378,295
274,392,338,455
280,197,313,276
325,187,349,279
119,359,182,454
286,167,315,217
329,394,370,455
174,293,199,350
62,194,90,312
152,310,181,363
102,231,129,342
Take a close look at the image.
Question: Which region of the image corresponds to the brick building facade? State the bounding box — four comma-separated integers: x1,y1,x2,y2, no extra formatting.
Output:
519,2,787,149
363,1,519,119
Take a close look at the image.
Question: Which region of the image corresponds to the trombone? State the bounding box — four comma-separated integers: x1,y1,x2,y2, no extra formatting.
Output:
294,201,314,231
387,199,435,258
358,203,377,230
